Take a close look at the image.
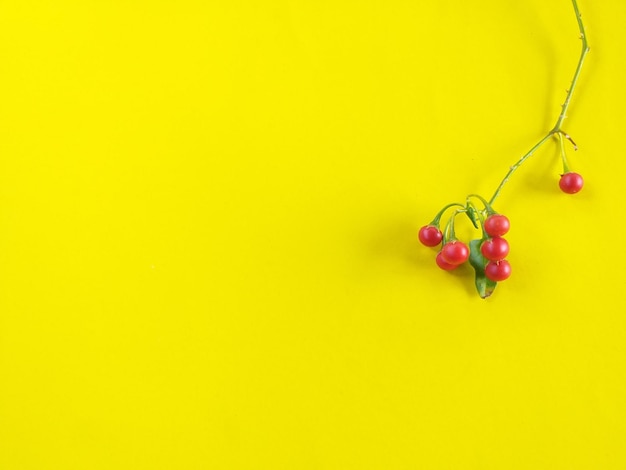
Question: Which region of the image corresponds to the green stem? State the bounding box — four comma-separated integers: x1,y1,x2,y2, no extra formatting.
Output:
553,0,590,132
488,0,589,206
467,194,496,214
430,202,466,226
558,132,571,173
488,132,554,205
442,210,465,244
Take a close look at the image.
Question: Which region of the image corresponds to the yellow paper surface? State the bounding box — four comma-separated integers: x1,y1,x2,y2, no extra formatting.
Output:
1,1,625,468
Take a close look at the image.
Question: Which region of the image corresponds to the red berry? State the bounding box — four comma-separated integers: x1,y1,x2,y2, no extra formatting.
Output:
484,214,510,237
436,252,458,271
485,260,512,282
418,225,443,247
559,172,584,194
441,241,469,265
480,237,509,261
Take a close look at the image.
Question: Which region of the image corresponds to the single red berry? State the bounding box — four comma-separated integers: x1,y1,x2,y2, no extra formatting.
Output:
441,241,470,265
436,252,458,271
485,260,512,282
484,214,510,237
480,237,510,261
418,225,443,247
559,172,584,194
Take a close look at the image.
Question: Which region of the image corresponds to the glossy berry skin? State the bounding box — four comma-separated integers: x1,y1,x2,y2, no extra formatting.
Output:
418,225,443,247
484,214,510,237
436,252,458,271
559,172,584,194
441,241,470,265
485,260,512,282
480,237,510,262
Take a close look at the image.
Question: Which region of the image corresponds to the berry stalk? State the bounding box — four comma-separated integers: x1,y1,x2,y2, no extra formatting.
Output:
488,0,590,206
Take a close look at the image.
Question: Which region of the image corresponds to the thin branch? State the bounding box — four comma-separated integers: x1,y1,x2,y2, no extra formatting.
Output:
488,0,589,206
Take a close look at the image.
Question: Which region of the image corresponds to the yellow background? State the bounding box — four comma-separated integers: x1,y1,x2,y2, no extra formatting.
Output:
1,1,625,468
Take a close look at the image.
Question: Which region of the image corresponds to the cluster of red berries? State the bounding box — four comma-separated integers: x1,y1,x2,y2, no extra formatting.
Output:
415,0,589,298
418,214,512,282
479,215,511,282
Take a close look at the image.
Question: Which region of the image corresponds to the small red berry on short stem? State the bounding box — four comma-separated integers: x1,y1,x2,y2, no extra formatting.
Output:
484,215,510,237
441,241,470,265
481,237,510,261
485,260,512,282
559,172,584,194
418,225,443,247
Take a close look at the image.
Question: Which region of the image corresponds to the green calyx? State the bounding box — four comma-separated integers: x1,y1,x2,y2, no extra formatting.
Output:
469,238,497,299
430,194,497,244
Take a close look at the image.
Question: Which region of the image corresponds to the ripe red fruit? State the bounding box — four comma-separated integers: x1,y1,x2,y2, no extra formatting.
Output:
418,225,443,247
484,214,510,237
436,252,458,271
480,237,510,261
441,241,470,265
559,172,584,194
485,260,512,282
